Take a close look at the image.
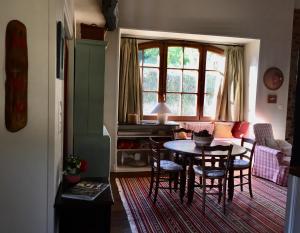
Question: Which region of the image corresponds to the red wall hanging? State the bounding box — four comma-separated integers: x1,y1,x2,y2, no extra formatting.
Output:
5,20,28,132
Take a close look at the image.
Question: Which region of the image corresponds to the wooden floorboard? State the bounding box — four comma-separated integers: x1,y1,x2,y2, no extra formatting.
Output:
110,172,150,233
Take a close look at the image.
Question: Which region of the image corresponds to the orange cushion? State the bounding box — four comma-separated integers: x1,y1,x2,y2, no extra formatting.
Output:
214,123,233,138
176,132,188,139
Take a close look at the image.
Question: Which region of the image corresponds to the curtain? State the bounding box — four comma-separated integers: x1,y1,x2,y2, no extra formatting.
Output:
118,38,143,123
218,46,244,121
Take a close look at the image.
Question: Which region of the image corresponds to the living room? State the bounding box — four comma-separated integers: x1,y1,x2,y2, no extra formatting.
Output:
0,0,300,233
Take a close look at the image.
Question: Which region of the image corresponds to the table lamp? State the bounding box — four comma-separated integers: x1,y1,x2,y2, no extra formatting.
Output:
151,102,172,124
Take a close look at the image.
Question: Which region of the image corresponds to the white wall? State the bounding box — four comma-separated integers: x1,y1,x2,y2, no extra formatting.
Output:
104,29,121,171
0,0,49,233
115,0,294,140
244,41,260,122
0,0,70,232
48,0,74,232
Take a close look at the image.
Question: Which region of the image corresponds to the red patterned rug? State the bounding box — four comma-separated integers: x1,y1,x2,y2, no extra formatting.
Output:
116,176,287,233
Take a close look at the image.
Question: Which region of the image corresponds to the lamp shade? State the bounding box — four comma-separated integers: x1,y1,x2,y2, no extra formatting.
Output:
151,102,172,114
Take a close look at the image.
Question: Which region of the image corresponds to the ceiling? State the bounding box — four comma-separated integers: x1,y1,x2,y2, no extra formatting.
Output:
74,0,105,26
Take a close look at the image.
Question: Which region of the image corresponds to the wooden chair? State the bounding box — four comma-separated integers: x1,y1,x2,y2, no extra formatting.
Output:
148,138,184,203
192,145,233,214
232,137,256,197
172,128,193,163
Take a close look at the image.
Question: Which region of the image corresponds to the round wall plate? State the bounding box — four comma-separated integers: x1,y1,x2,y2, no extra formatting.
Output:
263,67,284,90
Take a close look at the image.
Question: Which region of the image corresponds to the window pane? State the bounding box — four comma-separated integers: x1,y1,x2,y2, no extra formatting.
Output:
182,94,197,116
138,50,143,66
143,92,158,115
143,48,160,67
166,69,182,92
143,68,159,91
203,71,223,118
184,47,199,69
182,70,198,93
166,94,181,115
167,47,183,68
206,51,225,73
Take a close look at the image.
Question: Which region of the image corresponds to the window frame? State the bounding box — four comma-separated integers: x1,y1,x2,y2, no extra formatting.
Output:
139,40,224,121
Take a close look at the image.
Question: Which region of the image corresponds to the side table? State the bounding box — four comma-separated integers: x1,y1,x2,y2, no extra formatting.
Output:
54,177,114,233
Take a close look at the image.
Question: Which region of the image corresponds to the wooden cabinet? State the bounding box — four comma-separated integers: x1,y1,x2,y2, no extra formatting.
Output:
74,40,110,177
116,122,178,172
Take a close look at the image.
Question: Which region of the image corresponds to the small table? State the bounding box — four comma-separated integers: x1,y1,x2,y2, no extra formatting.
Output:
54,177,114,233
164,140,246,203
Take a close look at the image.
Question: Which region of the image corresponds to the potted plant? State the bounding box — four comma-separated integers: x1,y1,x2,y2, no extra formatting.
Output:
63,155,88,184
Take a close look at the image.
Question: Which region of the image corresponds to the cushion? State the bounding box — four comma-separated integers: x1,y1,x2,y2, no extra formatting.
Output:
233,159,250,169
232,121,249,138
176,131,188,139
193,165,225,177
154,160,183,171
214,122,234,138
265,138,280,150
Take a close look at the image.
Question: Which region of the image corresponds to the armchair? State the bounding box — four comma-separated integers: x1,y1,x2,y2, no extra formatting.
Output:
252,123,291,186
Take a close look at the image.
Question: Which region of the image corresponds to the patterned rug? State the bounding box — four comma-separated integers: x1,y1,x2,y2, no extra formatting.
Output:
116,176,287,233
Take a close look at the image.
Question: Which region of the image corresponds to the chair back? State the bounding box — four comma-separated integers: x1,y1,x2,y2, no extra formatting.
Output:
253,123,274,146
241,137,256,164
149,138,164,169
172,128,193,140
200,145,233,177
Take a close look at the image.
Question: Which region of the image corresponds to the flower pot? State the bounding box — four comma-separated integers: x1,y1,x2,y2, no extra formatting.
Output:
64,174,81,184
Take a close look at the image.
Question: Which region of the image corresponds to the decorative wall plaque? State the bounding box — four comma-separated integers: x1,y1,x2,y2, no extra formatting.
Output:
5,20,28,132
263,67,284,90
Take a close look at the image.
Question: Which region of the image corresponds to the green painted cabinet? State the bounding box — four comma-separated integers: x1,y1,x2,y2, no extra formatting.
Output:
74,39,110,177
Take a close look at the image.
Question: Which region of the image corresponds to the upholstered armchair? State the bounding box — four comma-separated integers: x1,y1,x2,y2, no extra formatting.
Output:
252,123,291,186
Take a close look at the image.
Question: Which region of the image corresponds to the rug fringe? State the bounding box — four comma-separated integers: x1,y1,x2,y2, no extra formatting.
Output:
115,178,139,233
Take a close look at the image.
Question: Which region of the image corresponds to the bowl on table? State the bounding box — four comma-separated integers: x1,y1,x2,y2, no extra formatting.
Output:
193,131,214,147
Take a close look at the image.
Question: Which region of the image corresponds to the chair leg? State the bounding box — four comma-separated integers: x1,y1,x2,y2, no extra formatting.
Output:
174,172,179,192
240,170,243,191
223,179,227,215
149,168,154,197
169,173,172,193
210,179,214,189
218,178,222,203
248,169,253,198
179,170,185,203
202,178,206,214
153,172,160,203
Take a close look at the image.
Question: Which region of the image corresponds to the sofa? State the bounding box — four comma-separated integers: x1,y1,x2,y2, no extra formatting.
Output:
179,121,249,144
252,123,291,187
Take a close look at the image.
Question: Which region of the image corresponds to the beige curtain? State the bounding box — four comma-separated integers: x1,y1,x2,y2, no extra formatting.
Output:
118,38,143,123
218,46,244,121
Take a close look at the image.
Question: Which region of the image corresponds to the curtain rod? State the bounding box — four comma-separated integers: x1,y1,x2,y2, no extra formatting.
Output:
121,36,244,47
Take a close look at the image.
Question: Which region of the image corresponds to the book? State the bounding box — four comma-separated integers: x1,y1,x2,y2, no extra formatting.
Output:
62,181,110,201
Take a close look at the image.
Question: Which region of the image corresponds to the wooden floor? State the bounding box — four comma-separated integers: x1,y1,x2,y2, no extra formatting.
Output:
110,172,151,233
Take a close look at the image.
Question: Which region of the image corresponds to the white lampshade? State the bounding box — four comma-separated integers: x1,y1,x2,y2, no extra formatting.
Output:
151,102,172,124
150,102,172,114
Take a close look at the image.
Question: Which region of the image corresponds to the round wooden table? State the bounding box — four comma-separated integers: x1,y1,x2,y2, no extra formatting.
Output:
164,140,247,203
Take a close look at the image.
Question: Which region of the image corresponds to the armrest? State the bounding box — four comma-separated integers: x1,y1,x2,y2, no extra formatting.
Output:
255,145,288,165
276,139,292,156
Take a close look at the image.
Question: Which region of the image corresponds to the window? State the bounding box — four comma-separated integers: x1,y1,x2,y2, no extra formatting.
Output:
139,41,225,120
